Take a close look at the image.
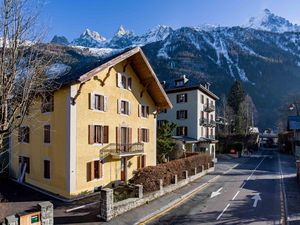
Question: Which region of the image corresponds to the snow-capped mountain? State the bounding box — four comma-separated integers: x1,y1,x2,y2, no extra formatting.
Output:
135,25,173,44
246,9,300,33
49,9,300,128
109,25,136,48
50,35,69,45
72,29,107,48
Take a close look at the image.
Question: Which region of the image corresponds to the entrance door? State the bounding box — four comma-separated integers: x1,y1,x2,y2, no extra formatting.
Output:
120,158,127,181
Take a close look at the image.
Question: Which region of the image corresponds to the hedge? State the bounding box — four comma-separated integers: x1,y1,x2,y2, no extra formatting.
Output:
129,153,212,193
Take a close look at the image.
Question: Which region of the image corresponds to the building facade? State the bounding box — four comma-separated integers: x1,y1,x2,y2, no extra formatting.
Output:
158,76,219,159
10,47,171,199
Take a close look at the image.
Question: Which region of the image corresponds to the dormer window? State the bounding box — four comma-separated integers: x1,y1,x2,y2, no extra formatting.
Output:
175,79,184,87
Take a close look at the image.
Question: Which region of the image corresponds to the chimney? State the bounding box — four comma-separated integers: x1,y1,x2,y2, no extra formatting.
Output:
205,82,211,90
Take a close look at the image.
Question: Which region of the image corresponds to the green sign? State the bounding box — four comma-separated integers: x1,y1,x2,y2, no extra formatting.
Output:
31,215,39,223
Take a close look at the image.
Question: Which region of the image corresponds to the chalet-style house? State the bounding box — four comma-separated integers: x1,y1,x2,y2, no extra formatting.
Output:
10,47,172,199
158,75,219,161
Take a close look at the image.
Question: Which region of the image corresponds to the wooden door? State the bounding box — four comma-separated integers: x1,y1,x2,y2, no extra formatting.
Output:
121,158,127,181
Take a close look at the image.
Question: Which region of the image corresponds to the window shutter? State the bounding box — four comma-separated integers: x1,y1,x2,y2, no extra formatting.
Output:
89,93,95,110
117,99,121,114
128,102,131,115
176,111,179,119
142,155,146,168
87,162,92,181
117,73,122,87
128,77,132,90
116,127,120,150
138,128,141,143
103,126,109,143
137,156,141,169
104,96,108,112
146,129,150,142
185,110,188,119
88,125,94,144
185,93,188,102
146,106,149,117
99,160,103,178
138,104,141,117
91,161,95,180
176,95,179,103
128,128,132,145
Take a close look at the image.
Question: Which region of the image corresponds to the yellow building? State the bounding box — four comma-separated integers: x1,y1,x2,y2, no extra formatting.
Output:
9,47,172,199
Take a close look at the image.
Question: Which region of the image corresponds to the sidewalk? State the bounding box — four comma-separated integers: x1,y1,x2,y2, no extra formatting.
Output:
55,156,249,225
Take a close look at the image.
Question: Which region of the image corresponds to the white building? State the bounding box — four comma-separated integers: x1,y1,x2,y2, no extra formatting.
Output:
158,75,219,160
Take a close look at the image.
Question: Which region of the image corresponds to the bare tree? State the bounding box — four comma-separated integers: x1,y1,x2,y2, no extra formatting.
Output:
240,95,257,134
0,0,55,174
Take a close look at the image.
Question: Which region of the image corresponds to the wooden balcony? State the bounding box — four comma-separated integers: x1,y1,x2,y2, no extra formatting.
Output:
100,143,144,159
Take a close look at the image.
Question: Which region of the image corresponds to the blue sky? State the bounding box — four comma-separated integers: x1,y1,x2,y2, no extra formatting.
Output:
40,0,300,41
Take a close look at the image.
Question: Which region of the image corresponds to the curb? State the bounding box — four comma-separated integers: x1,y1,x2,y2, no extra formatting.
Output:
135,163,239,225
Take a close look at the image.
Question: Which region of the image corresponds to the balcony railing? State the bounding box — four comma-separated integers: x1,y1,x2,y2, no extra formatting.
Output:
100,143,144,158
207,135,216,140
200,118,216,127
203,103,215,112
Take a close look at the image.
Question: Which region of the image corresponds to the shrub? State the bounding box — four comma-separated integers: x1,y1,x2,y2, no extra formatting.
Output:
129,153,212,193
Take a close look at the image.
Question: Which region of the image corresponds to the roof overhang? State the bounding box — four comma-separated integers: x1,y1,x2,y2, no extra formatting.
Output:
166,85,219,100
78,47,172,109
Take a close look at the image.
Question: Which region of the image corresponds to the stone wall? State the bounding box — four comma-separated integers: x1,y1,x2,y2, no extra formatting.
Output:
2,201,53,225
99,164,215,221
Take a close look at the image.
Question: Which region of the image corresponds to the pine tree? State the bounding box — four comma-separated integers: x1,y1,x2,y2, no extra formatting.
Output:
227,81,246,114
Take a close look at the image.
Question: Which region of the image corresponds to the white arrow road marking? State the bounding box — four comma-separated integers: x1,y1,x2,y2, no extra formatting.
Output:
252,193,262,207
210,187,223,198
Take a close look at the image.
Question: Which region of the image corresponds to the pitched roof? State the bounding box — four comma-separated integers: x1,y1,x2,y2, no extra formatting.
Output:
57,47,172,109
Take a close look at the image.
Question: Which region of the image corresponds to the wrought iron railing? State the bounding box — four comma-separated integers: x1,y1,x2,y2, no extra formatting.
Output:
203,103,215,112
200,118,209,126
100,143,144,155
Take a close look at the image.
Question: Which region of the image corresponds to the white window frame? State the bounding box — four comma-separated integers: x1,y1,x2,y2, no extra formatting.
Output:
117,72,132,90
43,123,51,145
91,123,107,146
138,104,149,118
140,127,149,143
118,99,131,116
90,92,108,112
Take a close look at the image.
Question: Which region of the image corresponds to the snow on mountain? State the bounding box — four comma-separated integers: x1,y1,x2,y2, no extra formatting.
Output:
46,63,71,77
72,46,122,58
246,9,300,33
136,25,173,44
72,29,107,48
109,25,136,48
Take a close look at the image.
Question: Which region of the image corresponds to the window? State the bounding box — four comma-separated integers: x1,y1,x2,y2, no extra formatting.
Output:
177,110,188,120
117,73,132,90
137,155,146,169
139,105,149,118
41,93,54,113
19,156,30,174
18,126,29,143
210,114,214,121
44,160,50,179
176,93,187,103
176,126,188,136
201,95,204,104
88,125,109,144
87,160,103,181
90,93,108,111
118,100,130,115
175,79,184,87
138,128,149,143
44,125,51,143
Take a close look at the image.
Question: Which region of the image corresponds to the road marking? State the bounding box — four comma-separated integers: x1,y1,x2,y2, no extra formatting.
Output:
217,157,266,221
232,191,240,200
210,187,223,198
137,163,240,225
251,193,261,207
216,203,230,220
278,154,289,225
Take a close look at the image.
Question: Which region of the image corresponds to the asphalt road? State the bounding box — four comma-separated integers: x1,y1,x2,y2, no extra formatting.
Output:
148,149,288,225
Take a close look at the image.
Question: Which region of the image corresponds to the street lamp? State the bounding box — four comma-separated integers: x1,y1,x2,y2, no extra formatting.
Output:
288,103,299,115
